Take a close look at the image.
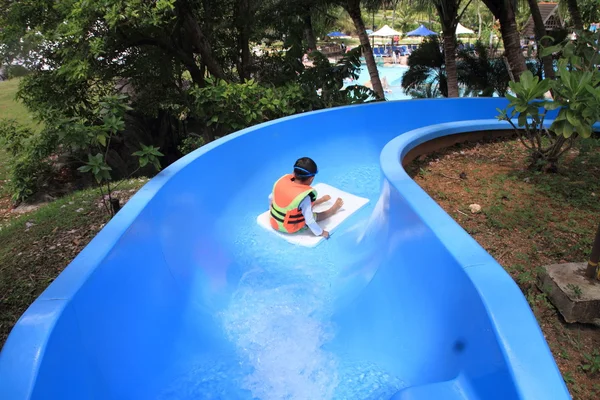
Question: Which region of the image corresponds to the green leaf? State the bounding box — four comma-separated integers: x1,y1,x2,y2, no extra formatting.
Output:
543,101,562,111
566,110,579,127
97,133,107,147
540,45,561,57
576,123,592,138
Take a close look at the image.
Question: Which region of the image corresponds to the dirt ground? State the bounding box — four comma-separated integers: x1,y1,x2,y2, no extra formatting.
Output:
409,137,600,399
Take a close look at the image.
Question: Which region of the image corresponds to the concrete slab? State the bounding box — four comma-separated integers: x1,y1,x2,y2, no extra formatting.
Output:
537,262,600,325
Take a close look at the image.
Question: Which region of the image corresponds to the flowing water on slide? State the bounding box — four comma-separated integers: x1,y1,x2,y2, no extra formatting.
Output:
158,164,407,399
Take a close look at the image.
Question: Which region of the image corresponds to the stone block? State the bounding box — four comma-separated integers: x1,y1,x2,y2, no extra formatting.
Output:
537,262,600,325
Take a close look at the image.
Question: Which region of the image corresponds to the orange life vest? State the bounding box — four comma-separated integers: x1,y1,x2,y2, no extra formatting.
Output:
269,174,318,234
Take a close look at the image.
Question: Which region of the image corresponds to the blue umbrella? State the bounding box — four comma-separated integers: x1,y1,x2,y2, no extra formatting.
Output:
327,31,346,37
405,24,437,37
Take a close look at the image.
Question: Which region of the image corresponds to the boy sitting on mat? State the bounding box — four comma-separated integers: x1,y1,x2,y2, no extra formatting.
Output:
269,157,343,239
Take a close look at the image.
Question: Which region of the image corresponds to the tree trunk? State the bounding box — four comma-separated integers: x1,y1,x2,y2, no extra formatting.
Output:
478,2,482,39
443,30,459,97
235,0,251,81
527,0,555,80
498,3,527,81
177,0,226,80
392,0,397,28
345,1,385,99
566,0,584,30
585,222,600,280
303,14,318,50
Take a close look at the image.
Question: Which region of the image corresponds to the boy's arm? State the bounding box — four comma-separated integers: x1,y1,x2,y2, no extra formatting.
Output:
299,196,324,236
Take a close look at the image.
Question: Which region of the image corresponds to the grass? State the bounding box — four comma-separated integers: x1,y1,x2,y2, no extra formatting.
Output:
412,136,600,400
0,78,40,130
0,178,149,346
0,150,8,187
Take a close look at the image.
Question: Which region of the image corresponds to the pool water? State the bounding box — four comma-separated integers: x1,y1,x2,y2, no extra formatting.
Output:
346,64,411,101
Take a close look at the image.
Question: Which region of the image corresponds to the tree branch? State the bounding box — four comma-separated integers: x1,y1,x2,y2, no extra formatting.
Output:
117,31,205,86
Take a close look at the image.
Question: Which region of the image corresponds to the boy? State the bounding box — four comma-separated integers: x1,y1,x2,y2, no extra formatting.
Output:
269,157,343,239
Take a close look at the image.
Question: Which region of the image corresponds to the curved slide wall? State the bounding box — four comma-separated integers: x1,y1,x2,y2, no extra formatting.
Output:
0,98,570,400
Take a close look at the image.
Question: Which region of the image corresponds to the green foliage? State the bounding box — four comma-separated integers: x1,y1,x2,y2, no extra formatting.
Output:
497,30,600,171
402,36,448,97
178,136,206,156
3,65,30,79
457,40,520,97
0,119,33,156
582,350,600,375
300,46,377,105
190,47,374,139
190,78,306,137
133,144,164,171
78,153,112,184
0,118,56,203
72,93,163,216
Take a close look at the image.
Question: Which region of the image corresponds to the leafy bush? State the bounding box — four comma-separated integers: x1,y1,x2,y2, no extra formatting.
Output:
5,64,30,79
189,78,307,140
497,30,600,171
178,135,205,156
189,46,375,141
0,119,56,203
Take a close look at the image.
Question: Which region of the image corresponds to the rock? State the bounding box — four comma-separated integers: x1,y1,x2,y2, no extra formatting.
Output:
469,204,482,214
12,203,45,214
538,262,600,325
523,177,531,183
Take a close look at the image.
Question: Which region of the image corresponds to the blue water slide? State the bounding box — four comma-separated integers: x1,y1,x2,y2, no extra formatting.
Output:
0,98,571,400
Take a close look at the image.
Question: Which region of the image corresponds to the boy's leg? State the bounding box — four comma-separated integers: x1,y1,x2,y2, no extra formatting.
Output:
315,198,343,222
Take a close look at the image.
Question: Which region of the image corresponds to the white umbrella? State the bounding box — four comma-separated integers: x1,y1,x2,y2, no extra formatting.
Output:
456,23,475,36
368,24,402,37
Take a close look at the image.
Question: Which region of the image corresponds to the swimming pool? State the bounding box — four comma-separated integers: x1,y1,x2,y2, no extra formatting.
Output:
347,64,411,101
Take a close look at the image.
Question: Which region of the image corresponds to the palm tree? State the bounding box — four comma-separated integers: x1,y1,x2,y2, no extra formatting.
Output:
411,0,472,98
338,0,385,99
564,0,583,30
526,0,555,81
401,36,448,97
457,39,540,96
481,0,528,80
457,40,511,96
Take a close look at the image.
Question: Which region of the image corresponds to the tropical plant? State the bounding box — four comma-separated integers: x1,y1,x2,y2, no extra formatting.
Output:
75,94,164,216
458,41,509,96
526,0,555,82
401,36,448,97
481,0,528,80
457,40,541,97
411,0,472,98
336,0,385,99
496,30,600,171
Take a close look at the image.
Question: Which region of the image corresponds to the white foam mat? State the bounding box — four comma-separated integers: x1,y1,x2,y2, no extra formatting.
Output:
257,183,370,247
